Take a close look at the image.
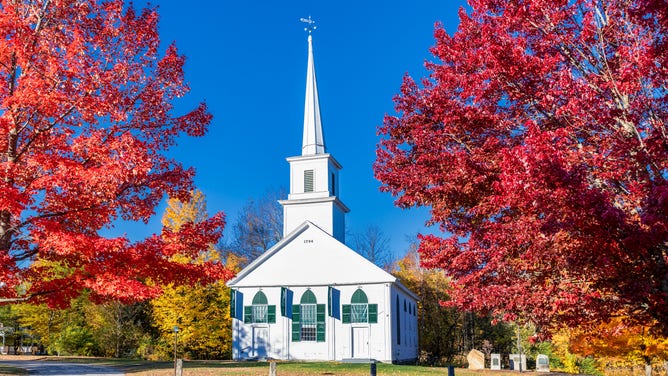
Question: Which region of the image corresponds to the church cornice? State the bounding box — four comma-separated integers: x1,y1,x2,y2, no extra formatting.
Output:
278,195,350,213
286,153,342,170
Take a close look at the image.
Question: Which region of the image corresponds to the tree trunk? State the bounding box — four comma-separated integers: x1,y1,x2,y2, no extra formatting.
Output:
0,297,29,303
644,357,652,376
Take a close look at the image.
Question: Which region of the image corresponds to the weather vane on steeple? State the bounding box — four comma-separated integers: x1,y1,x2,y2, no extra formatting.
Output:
300,16,317,34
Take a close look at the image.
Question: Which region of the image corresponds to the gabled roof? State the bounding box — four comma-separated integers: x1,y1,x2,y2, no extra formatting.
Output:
226,221,399,288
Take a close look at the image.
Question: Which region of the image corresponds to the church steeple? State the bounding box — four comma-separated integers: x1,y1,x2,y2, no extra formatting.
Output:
279,18,349,242
301,18,325,155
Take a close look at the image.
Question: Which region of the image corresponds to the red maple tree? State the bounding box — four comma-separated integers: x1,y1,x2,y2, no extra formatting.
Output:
376,0,668,335
0,0,231,307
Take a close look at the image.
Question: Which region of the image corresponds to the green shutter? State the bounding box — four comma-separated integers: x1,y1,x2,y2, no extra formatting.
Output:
316,304,326,342
342,304,351,324
268,305,276,323
316,304,326,322
291,305,301,342
368,304,378,324
230,290,236,319
244,306,252,323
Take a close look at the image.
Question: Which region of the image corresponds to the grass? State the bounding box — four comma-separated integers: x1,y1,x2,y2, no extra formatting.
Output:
0,356,554,376
0,365,26,376
114,360,542,376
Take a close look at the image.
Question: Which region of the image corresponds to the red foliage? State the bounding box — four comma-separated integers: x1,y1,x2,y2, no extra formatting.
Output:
0,0,228,306
375,0,668,335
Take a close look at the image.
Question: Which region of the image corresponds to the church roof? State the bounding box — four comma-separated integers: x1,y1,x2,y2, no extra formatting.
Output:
301,33,325,156
226,221,413,296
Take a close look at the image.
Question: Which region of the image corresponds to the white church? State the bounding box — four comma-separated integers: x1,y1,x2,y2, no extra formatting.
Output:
226,22,418,363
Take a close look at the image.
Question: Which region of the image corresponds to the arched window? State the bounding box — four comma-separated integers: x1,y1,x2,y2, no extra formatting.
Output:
351,289,368,323
291,289,325,342
300,290,317,341
342,289,378,324
253,291,268,304
252,291,268,322
243,290,276,324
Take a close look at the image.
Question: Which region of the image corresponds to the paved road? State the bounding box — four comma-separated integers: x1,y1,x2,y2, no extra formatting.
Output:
0,361,124,375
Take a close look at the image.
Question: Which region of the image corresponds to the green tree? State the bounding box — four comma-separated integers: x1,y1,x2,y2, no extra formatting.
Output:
7,298,154,357
53,293,99,356
86,301,152,358
0,305,20,353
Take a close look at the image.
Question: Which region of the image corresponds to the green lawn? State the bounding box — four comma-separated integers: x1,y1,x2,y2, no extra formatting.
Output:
0,357,547,376
117,360,539,375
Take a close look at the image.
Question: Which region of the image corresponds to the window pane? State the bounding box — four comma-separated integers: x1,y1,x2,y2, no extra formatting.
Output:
301,326,316,341
301,304,317,341
253,305,268,323
351,303,368,323
302,304,316,324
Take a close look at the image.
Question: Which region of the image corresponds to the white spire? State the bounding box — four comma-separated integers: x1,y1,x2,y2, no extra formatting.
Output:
301,24,325,155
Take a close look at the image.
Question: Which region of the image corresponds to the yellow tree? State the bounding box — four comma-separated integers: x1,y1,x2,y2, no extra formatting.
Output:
162,190,209,236
150,190,235,359
567,318,668,374
12,303,64,354
151,281,230,359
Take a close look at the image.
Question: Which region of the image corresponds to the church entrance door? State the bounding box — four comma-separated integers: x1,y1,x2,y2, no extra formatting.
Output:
252,327,269,358
351,327,369,359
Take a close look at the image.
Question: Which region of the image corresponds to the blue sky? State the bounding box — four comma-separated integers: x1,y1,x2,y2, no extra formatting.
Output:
124,1,469,260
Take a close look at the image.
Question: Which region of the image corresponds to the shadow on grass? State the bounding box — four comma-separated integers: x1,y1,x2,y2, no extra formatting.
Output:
0,365,29,375
117,360,269,373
